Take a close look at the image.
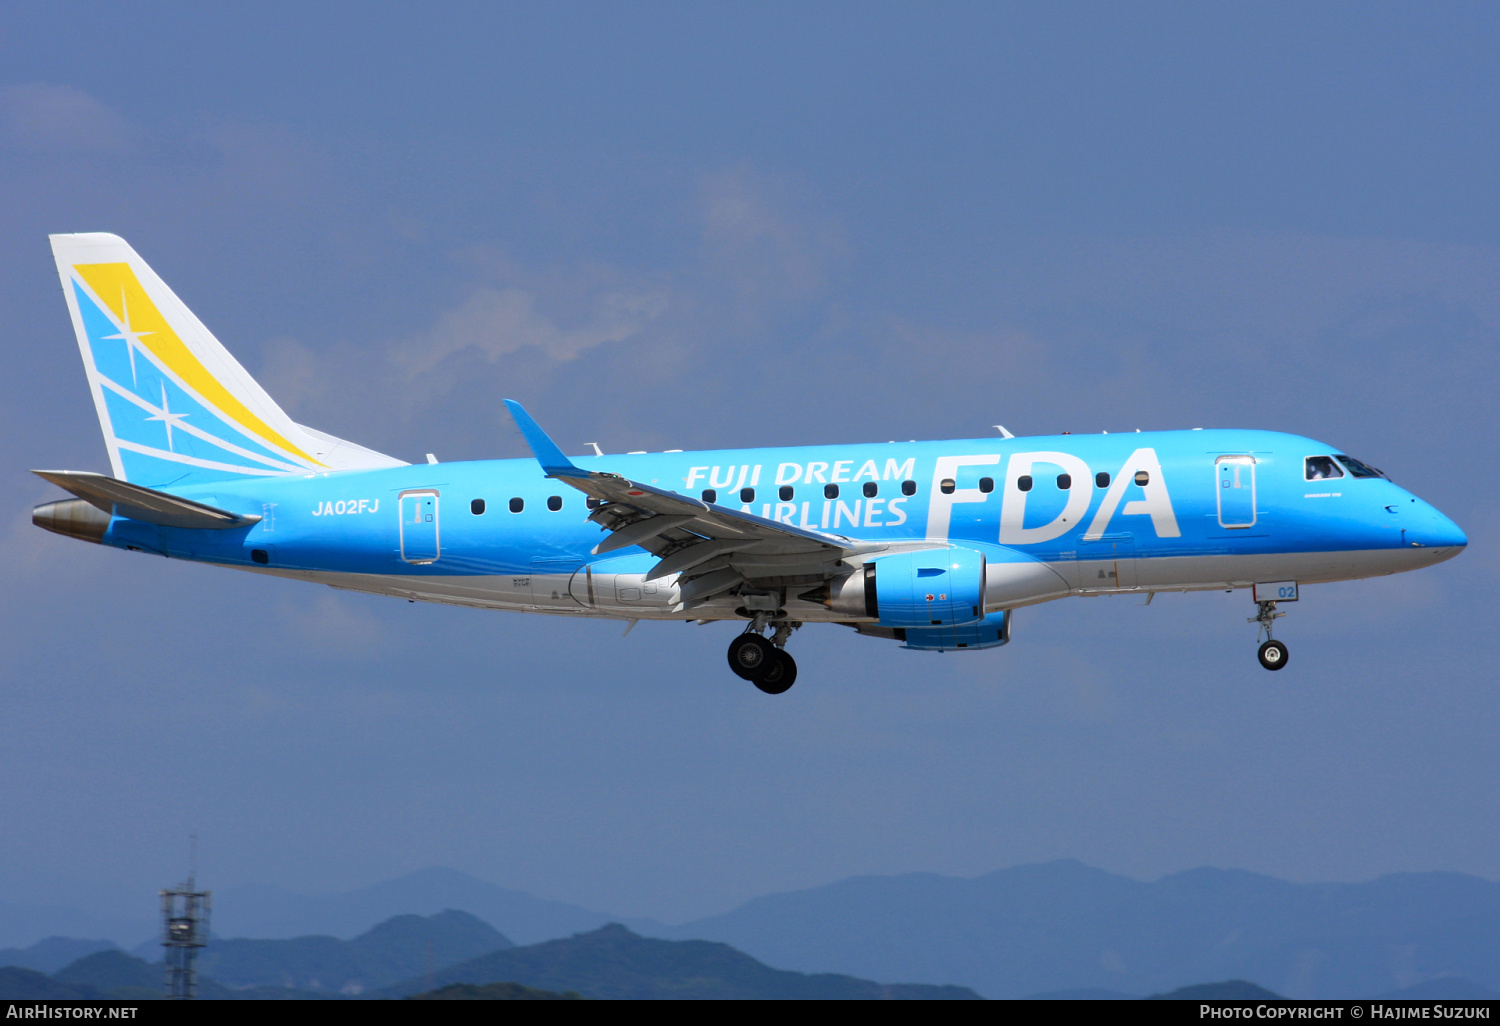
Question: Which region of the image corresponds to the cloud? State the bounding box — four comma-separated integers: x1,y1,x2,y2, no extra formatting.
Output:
989,228,1500,345
0,83,133,153
255,336,326,414
229,163,847,453
397,282,669,375
696,163,847,302
271,590,397,661
257,260,679,459
200,120,330,203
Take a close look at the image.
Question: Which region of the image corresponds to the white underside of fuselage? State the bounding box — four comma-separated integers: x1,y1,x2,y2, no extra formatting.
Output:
236,545,1459,623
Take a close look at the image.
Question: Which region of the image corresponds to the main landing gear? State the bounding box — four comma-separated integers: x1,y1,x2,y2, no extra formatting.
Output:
728,619,800,694
1250,600,1289,671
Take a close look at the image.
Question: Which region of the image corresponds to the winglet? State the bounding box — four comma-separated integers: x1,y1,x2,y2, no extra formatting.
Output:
504,400,587,478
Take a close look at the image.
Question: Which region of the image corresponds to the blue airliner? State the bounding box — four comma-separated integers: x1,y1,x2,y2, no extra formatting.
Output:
33,234,1467,692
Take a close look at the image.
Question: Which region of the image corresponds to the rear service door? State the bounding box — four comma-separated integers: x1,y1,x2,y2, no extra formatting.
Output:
399,489,440,563
1215,456,1257,529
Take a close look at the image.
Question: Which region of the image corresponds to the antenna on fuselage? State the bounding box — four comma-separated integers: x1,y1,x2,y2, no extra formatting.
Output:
993,425,1015,439
586,442,604,457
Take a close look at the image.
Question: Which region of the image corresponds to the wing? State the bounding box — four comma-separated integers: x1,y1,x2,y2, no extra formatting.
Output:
504,401,855,610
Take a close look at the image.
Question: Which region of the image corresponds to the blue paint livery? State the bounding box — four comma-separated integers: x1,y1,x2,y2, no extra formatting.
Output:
122,432,1460,573
34,233,1466,684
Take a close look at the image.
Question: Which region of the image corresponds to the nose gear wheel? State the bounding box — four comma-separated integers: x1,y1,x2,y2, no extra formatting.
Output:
1257,639,1289,670
1249,600,1289,671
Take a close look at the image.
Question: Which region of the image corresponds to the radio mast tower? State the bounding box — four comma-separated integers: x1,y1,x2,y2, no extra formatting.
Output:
161,838,210,1000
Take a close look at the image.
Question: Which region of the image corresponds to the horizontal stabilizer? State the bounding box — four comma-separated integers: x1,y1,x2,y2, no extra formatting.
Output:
33,470,261,530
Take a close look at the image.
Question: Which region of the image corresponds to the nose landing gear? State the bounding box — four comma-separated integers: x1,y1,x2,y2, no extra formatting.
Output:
727,618,800,694
1250,600,1289,671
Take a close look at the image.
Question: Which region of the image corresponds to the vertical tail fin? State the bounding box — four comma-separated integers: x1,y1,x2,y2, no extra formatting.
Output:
49,233,404,487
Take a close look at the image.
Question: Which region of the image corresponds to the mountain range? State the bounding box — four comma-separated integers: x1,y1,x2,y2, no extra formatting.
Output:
186,909,512,994
209,867,630,945
6,860,1500,998
1,910,513,998
0,900,151,953
655,860,1500,998
377,923,977,1000
0,914,977,1000
0,937,116,974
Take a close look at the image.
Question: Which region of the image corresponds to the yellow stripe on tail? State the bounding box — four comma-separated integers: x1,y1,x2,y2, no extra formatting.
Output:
73,262,321,466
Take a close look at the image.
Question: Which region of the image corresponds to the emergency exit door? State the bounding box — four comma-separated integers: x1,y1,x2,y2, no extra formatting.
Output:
1215,456,1257,528
399,489,440,563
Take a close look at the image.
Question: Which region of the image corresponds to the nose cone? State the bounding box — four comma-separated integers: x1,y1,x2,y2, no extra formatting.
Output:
1406,499,1467,558
1433,511,1468,549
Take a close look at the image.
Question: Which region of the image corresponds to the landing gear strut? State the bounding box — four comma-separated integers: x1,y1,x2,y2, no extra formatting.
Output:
727,617,800,694
1249,600,1289,671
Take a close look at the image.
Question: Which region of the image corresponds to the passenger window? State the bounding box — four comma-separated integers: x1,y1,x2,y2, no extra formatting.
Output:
862,482,878,498
508,497,524,513
1095,472,1110,488
978,477,994,494
701,489,717,504
547,495,563,512
901,480,917,496
1334,455,1385,479
1134,471,1150,486
1056,474,1071,490
1017,475,1033,492
740,487,755,503
779,485,794,501
1305,456,1344,481
824,484,840,499
940,478,956,494
470,499,486,515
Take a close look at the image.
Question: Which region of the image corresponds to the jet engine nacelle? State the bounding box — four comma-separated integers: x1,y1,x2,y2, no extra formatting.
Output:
830,546,987,627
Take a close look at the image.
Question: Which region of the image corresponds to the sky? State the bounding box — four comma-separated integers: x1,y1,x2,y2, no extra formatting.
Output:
1,2,1497,935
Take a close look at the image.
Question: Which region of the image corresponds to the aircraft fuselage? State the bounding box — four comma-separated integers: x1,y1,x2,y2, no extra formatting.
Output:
37,233,1467,686
78,429,1464,624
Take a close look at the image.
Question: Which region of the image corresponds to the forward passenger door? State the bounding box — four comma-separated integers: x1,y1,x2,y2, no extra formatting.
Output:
1215,456,1257,529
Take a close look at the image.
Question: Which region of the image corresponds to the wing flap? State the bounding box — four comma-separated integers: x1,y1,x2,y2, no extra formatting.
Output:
593,513,699,555
646,538,750,581
677,567,745,609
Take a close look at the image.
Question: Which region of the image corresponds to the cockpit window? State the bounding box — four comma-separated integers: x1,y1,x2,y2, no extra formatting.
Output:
1335,455,1387,479
1305,456,1344,481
